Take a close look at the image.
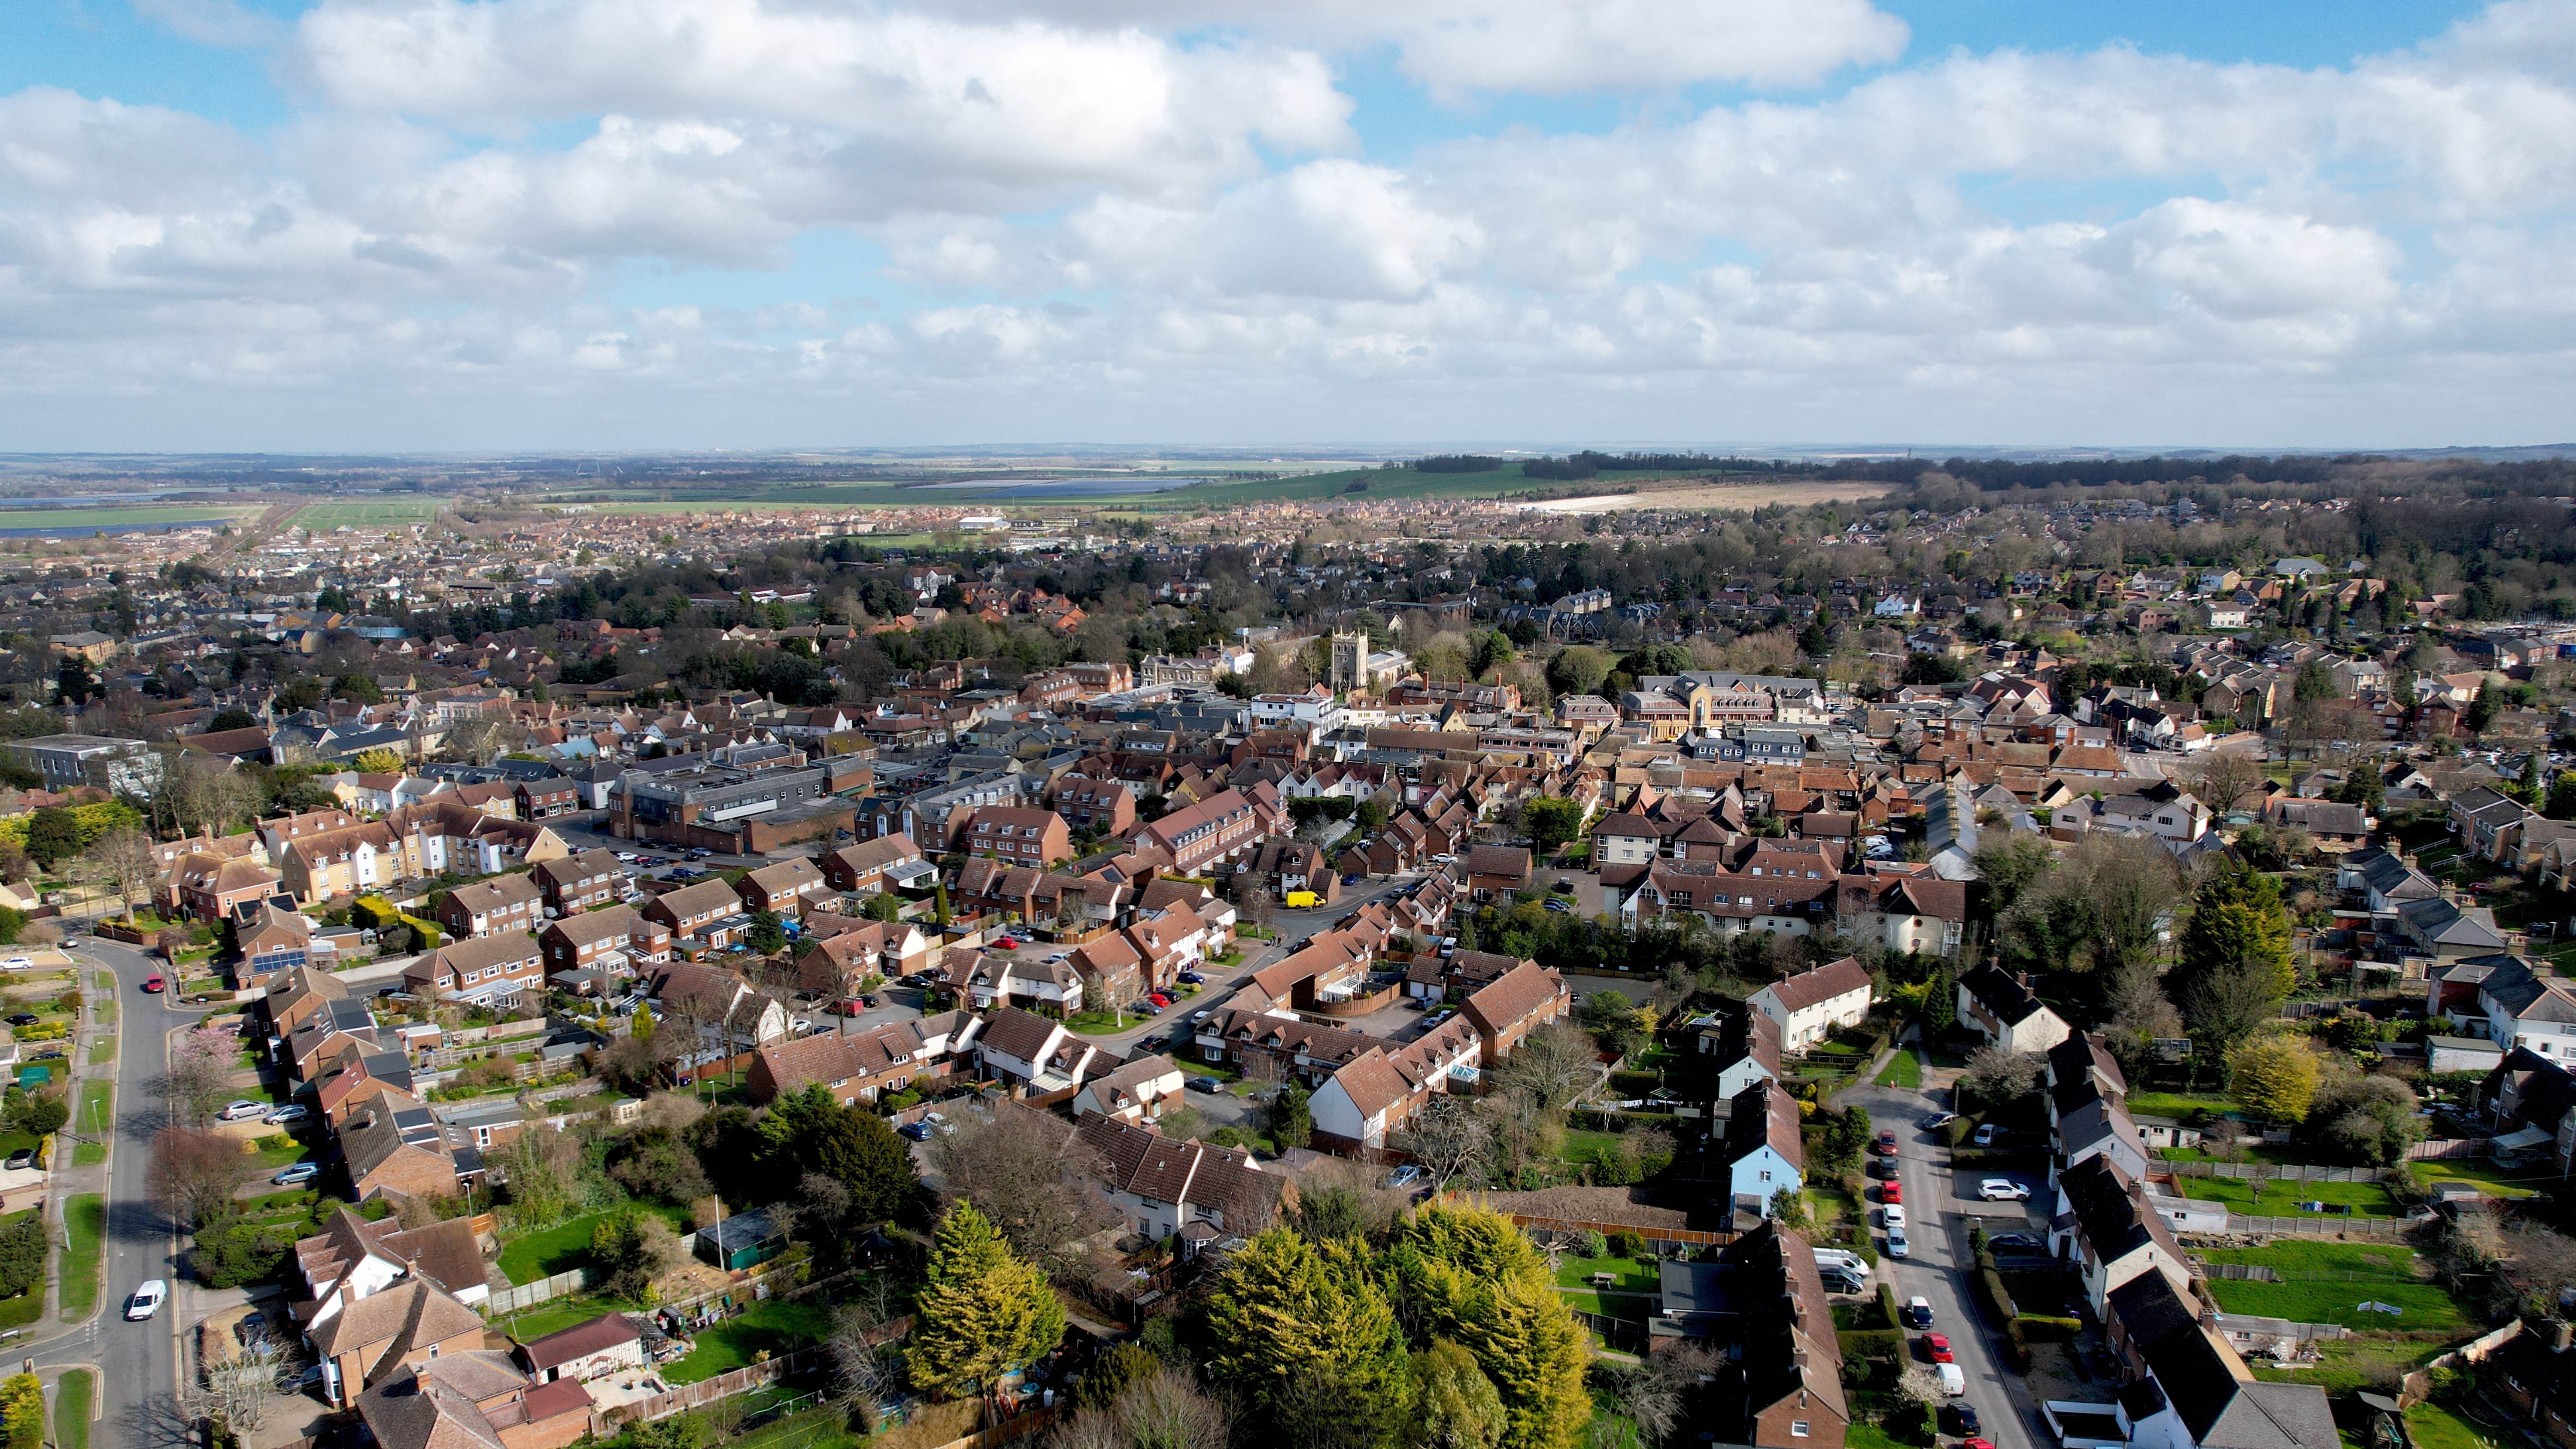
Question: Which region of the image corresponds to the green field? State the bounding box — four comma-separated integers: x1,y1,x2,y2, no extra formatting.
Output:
296,498,444,527
61,1194,104,1319
54,1368,91,1449
2196,1242,2467,1331
0,504,262,532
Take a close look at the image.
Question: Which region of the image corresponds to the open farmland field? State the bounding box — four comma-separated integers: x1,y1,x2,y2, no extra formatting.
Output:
1519,480,1894,512
0,504,264,531
296,498,445,526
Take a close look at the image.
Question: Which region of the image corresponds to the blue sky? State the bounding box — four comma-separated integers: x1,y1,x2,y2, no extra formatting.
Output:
1,0,2566,452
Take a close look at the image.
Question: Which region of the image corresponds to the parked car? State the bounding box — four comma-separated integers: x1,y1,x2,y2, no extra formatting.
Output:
1342,874,1360,886
264,1104,313,1125
990,937,1018,951
125,1281,168,1321
219,1100,266,1121
1923,1334,1954,1364
1972,1122,2003,1147
3,1150,32,1173
1187,1074,1222,1093
1880,1179,1903,1205
1936,1364,1965,1396
4,1014,34,1027
898,1122,933,1142
1886,1227,1910,1258
272,1163,321,1186
1147,993,1171,1008
1387,1165,1424,1189
142,975,164,993
1946,1405,1982,1436
1919,1111,1956,1131
615,852,639,862
1176,971,1204,984
1542,899,1571,913
1989,1233,2044,1252
1870,1154,1899,1179
0,957,30,971
1189,1009,1212,1024
1978,1178,2032,1202
1881,1205,1905,1230
1874,1129,1898,1156
1901,1296,1934,1330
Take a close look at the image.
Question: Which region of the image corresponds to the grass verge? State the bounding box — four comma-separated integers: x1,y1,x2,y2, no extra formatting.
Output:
54,1368,91,1449
61,1194,104,1320
1875,1051,1923,1088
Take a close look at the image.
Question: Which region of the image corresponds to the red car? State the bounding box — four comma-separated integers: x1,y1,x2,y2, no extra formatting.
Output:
1148,993,1171,1008
1965,1440,1994,1449
1924,1334,1954,1364
142,974,164,993
989,938,1018,951
1881,1179,1903,1205
1875,1129,1898,1156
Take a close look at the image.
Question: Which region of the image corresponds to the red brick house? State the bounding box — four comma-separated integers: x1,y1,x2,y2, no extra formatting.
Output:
534,848,624,916
738,857,831,916
960,807,1073,869
437,872,543,940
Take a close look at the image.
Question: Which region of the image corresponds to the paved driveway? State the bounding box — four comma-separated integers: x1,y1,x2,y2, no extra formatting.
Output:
1847,1080,2046,1449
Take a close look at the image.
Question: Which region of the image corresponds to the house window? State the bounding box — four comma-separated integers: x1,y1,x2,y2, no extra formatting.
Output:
1791,1425,1810,1439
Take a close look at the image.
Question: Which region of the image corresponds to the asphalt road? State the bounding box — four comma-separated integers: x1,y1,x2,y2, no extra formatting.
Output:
28,934,202,1449
1848,1078,2045,1449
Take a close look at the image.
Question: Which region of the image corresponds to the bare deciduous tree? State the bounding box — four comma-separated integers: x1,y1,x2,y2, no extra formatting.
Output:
185,1341,290,1436
1486,1022,1600,1111
151,1127,251,1229
1048,1367,1233,1449
932,1105,1121,1279
1958,1047,2046,1111
2187,753,2269,819
1394,1097,1492,1190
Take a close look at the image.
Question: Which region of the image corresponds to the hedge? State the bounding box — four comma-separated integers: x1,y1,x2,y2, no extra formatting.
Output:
1875,1282,1902,1330
1839,1328,1905,1362
2019,1315,2083,1342
1947,1115,1978,1148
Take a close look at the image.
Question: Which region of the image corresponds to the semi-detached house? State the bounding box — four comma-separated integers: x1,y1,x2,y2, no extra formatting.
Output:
1748,956,1874,1051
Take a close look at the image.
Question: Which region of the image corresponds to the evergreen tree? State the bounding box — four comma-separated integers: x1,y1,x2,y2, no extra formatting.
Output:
1383,1206,1590,1449
905,1203,1065,1403
1407,1339,1507,1449
1921,965,1956,1033
2175,863,2295,1001
24,808,81,870
0,1372,43,1449
1204,1229,1410,1442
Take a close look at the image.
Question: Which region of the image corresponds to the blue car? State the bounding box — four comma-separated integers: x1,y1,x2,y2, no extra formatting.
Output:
898,1122,933,1142
1176,971,1204,984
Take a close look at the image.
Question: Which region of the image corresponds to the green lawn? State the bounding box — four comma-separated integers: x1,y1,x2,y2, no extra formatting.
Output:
251,1136,310,1170
76,1080,111,1137
493,1293,649,1340
71,1142,104,1167
2406,1400,2498,1449
2414,1160,2555,1200
2177,1174,2397,1217
1553,1255,1659,1294
2125,1091,2236,1121
2196,1242,2468,1331
496,1203,696,1285
1875,1051,1923,1088
664,1300,833,1384
61,1194,104,1319
54,1368,92,1449
87,1037,112,1064
728,1399,865,1449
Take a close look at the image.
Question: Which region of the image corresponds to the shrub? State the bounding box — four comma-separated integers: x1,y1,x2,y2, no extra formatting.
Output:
1875,1282,1902,1331
2018,1315,2082,1341
1570,1228,1609,1259
1607,1229,1648,1260
1838,1328,1905,1362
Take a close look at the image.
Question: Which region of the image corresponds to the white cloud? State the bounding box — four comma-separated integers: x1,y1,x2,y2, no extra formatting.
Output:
6,2,2576,447
128,0,285,48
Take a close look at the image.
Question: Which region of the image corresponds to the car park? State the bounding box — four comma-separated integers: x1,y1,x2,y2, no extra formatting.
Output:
1901,1296,1933,1329
126,1281,168,1321
273,1162,321,1186
1923,1334,1953,1364
220,1100,266,1121
1978,1178,2032,1202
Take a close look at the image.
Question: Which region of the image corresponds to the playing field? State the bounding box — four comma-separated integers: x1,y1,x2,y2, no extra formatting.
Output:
295,498,445,526
0,504,263,531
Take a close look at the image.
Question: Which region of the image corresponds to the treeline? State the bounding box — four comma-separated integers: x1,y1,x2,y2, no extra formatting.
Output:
1410,455,1502,473
1516,451,1832,480
1834,453,2350,491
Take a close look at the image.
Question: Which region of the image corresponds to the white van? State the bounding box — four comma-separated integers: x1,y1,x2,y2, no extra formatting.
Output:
1937,1364,1965,1397
1812,1249,1871,1279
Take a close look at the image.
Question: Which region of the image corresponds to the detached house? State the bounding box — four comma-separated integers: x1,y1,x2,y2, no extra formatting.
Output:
1748,957,1874,1051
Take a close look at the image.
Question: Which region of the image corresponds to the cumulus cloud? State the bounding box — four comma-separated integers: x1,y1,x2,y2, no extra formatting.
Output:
5,0,2576,446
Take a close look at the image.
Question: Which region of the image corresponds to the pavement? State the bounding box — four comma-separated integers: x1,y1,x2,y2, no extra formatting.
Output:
23,931,226,1449
1845,1066,2050,1449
